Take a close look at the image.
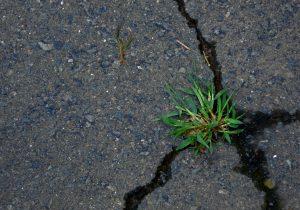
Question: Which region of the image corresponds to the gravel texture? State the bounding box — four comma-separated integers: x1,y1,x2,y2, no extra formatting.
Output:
260,121,300,209
186,0,300,112
140,145,264,210
1,0,299,210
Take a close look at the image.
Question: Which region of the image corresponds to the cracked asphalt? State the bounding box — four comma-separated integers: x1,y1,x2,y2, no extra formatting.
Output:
1,0,299,210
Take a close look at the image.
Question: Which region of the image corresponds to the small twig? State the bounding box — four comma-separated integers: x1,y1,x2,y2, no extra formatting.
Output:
203,51,211,67
115,25,133,64
176,39,191,50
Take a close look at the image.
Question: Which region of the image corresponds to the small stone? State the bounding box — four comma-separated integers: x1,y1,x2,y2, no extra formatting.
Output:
286,160,292,170
101,60,111,68
38,41,53,51
249,75,256,84
225,11,230,18
101,181,108,187
112,60,120,68
178,67,186,73
264,178,275,189
140,151,150,156
107,185,116,191
86,46,97,54
85,115,95,123
213,27,226,38
7,70,13,76
218,189,229,195
192,168,201,174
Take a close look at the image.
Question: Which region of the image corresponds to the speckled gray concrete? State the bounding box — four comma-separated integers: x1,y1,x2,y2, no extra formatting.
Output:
185,0,300,113
0,0,210,209
257,121,300,209
172,0,299,209
1,1,299,210
140,145,264,210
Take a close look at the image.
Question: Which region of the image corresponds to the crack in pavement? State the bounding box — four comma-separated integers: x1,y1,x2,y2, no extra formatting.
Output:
123,110,299,210
123,0,300,209
235,109,300,210
173,0,223,94
123,148,180,210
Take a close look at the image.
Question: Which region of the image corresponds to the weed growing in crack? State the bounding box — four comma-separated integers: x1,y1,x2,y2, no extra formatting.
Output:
115,25,133,65
160,80,243,154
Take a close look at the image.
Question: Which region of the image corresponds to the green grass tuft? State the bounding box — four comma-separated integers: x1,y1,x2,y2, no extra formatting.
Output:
159,80,243,155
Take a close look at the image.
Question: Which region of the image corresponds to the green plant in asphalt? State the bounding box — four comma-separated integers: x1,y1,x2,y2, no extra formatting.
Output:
159,80,243,154
115,25,133,64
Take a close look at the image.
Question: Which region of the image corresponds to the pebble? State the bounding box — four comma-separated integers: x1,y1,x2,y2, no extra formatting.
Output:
100,60,111,69
140,151,150,156
213,27,226,38
225,11,231,18
178,67,186,73
112,60,120,68
286,159,292,170
218,189,229,195
86,46,97,54
249,75,256,84
107,185,116,191
85,115,95,123
263,178,275,189
101,181,109,187
38,41,53,51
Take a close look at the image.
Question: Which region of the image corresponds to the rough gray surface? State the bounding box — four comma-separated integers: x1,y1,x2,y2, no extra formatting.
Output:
186,0,300,112
140,145,264,210
1,0,299,210
0,1,209,209
261,121,300,209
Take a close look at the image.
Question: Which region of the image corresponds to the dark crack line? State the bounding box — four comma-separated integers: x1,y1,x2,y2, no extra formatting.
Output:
123,0,300,209
173,0,222,93
240,109,300,135
123,148,180,210
123,110,299,210
235,109,300,210
172,0,298,209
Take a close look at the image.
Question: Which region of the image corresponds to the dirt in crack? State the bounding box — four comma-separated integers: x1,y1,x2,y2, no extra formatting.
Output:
123,1,299,209
173,0,300,209
234,109,300,209
123,148,180,210
173,0,222,93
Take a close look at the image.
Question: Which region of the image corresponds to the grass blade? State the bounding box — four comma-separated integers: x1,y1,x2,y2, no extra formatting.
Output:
223,133,231,143
196,134,209,148
176,136,195,150
185,96,197,113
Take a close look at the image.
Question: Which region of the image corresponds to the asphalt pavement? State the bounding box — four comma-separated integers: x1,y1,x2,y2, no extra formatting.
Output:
1,0,299,210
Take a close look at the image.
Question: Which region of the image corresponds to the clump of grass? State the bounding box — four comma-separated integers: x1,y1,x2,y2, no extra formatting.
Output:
115,25,133,64
159,80,243,154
